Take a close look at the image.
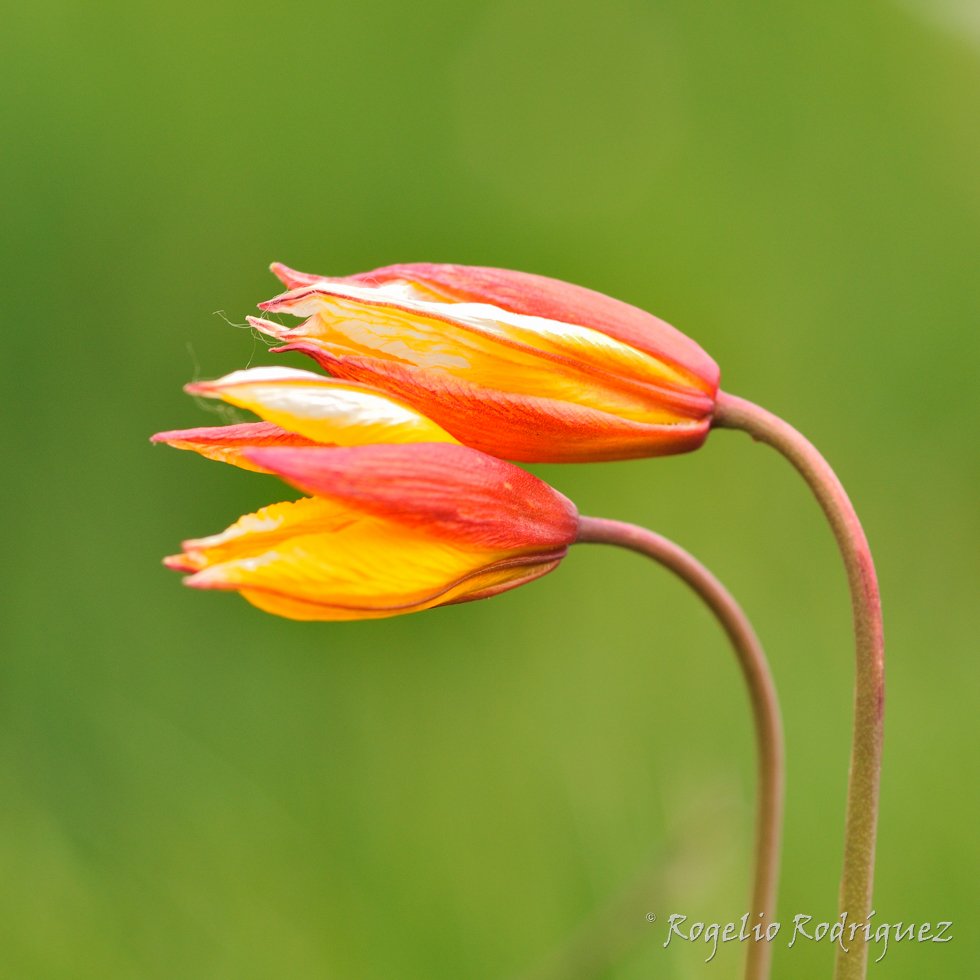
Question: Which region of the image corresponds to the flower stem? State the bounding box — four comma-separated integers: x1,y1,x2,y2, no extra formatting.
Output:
712,391,884,980
575,516,783,980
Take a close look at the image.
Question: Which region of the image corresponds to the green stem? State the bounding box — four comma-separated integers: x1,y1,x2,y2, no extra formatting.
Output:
713,391,884,980
575,516,783,980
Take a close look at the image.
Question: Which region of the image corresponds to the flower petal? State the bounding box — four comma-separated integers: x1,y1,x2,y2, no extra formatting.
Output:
254,284,710,422
151,421,323,472
270,262,330,290
220,553,563,621
184,365,460,447
268,265,453,303
171,495,361,571
269,262,719,395
241,443,579,550
270,342,710,463
348,263,720,395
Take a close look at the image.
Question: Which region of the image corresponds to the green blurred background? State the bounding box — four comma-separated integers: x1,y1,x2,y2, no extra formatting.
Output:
1,0,977,977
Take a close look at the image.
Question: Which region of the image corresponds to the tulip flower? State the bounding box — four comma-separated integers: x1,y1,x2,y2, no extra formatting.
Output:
162,443,577,620
246,264,719,463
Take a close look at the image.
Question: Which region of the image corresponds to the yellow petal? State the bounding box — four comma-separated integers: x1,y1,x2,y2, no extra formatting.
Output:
184,517,505,607
255,286,703,425
185,366,459,446
176,496,358,570
237,559,559,621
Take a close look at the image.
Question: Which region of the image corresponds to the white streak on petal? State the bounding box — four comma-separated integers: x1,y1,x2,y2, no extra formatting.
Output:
262,282,689,387
205,365,326,387
231,384,434,429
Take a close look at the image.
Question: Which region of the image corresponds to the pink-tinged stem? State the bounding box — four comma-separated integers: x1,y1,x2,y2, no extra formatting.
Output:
713,391,884,980
575,516,784,980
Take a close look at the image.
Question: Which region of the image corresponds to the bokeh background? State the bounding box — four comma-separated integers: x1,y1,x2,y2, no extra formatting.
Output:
1,0,977,977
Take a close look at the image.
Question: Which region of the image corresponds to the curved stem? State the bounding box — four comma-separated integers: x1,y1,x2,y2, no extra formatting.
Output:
576,516,783,980
713,391,884,980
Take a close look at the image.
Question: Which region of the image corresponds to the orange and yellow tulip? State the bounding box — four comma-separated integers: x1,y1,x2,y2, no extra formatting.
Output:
247,263,719,463
162,443,577,621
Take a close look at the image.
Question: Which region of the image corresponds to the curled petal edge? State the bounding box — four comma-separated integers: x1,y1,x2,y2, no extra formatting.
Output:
184,550,567,621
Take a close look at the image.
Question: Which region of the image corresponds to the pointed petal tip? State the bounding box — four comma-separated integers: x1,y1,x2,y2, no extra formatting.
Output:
247,315,286,337
183,380,217,397
163,554,196,572
270,263,327,289
256,284,324,314
270,261,295,284
181,567,225,590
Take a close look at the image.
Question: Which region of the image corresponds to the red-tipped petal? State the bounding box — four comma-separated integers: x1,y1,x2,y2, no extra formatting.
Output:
151,421,324,472
348,263,719,396
242,442,579,550
163,554,199,572
151,420,320,448
269,263,334,289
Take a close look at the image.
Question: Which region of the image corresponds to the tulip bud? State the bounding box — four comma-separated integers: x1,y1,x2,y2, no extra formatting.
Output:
164,443,578,621
248,263,718,463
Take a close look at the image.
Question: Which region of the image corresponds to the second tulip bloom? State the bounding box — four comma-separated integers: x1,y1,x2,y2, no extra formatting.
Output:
248,262,719,463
